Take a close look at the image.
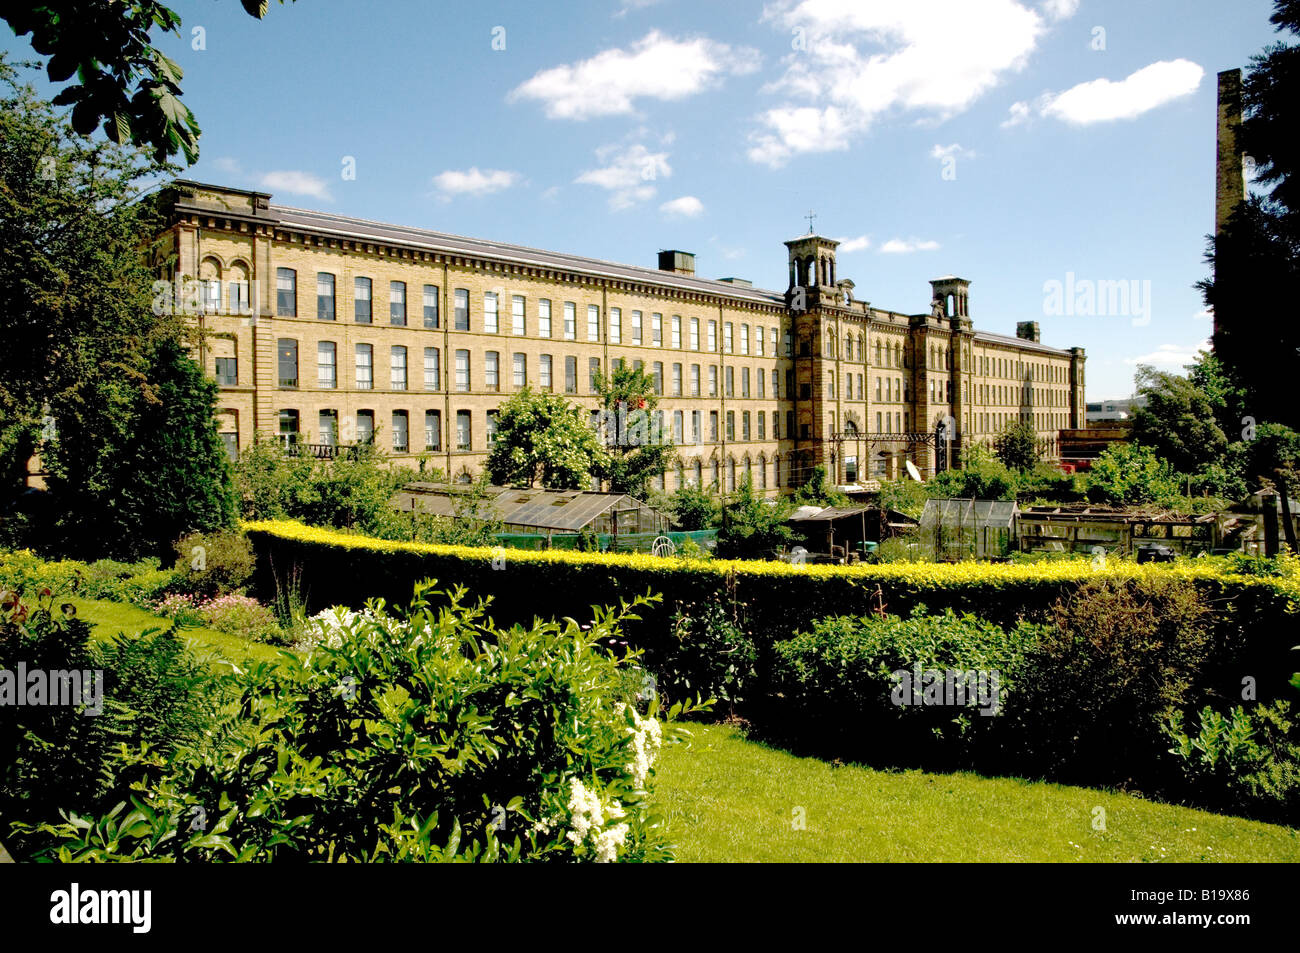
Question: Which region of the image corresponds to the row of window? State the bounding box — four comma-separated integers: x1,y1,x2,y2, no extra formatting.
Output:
275,271,441,327
214,271,1072,382
257,343,1076,418
271,342,803,399
274,407,806,454
273,271,801,353
262,406,1070,466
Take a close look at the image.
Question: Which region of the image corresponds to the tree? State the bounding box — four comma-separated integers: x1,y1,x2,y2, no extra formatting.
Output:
992,420,1044,472
715,476,793,559
1085,443,1182,508
592,364,676,500
928,443,1017,500
484,387,606,489
0,57,178,508
231,436,422,538
1243,423,1300,549
3,1,293,165
1,59,240,557
792,463,849,507
663,482,720,530
1130,363,1230,475
44,337,236,559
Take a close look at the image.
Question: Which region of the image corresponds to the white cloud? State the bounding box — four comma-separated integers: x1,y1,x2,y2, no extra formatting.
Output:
1194,308,1213,321
575,143,671,209
1041,59,1204,124
258,170,332,201
660,195,704,218
931,143,975,161
211,156,242,175
1002,100,1034,128
837,235,871,253
879,237,940,253
509,30,759,120
1124,340,1211,366
432,168,521,198
1040,0,1079,21
539,185,561,201
751,0,1051,166
614,0,664,15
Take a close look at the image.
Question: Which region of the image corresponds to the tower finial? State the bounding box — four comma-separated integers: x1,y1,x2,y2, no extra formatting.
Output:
805,209,816,234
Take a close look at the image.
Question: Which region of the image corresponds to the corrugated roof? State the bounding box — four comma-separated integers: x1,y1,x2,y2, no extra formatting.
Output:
393,483,665,532
789,505,874,522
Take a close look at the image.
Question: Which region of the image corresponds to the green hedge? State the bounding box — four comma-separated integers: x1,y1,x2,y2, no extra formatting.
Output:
243,521,1300,708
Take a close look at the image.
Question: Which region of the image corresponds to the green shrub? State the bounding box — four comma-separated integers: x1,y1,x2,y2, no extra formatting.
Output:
172,529,255,598
1,588,227,860
23,585,707,862
767,607,1041,766
653,599,757,713
117,567,184,608
1165,700,1300,823
1001,576,1216,786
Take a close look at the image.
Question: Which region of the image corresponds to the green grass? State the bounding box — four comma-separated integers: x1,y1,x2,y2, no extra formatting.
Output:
68,596,283,668
656,724,1300,862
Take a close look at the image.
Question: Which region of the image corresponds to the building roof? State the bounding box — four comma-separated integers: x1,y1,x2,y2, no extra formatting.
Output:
166,179,1081,355
269,203,789,307
394,483,665,532
789,504,874,522
972,329,1074,357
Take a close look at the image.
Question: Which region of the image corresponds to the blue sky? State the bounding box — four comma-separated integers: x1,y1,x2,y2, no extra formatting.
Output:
5,0,1283,399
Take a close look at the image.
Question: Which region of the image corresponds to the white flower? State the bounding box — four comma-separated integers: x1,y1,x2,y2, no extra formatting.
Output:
623,709,665,789
594,823,629,863
566,777,605,845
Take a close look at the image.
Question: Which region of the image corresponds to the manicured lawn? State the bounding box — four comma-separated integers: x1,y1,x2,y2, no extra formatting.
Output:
656,724,1300,863
68,596,283,667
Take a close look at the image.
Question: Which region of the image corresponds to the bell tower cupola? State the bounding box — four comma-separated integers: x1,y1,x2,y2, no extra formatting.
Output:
784,232,840,293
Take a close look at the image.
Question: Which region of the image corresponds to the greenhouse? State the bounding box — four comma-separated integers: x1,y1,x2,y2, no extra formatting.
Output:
917,499,1018,560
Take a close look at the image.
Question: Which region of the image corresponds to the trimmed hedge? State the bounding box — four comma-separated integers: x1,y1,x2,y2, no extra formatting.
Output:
242,520,1300,705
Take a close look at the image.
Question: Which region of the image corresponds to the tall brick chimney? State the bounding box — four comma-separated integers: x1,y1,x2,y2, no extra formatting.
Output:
1215,69,1245,339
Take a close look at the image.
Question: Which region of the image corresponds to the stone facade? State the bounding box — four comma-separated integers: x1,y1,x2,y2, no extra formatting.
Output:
155,180,1085,494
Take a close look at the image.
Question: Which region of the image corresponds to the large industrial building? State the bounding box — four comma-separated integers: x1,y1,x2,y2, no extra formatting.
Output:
153,180,1086,495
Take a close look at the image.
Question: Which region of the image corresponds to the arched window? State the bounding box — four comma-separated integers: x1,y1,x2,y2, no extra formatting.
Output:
727,458,736,492
228,260,251,315
773,453,781,487
711,459,720,489
200,256,223,314
693,459,703,487
893,341,901,367
858,335,866,363
759,454,767,489
844,334,852,359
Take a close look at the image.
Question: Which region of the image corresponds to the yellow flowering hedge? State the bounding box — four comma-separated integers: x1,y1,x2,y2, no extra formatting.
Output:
242,520,1300,655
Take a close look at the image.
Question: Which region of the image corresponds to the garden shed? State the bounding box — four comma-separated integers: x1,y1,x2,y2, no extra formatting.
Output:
918,499,1018,560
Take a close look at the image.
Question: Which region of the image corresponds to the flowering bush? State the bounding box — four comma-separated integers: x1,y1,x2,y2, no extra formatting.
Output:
27,584,709,862
153,592,204,626
199,593,283,644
